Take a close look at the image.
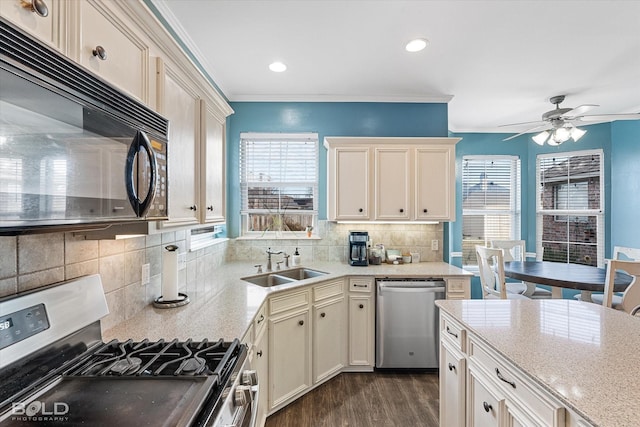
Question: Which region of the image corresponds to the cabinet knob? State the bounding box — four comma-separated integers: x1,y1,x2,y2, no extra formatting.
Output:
423,208,428,213
92,45,107,61
483,401,492,413
448,363,456,372
257,350,263,357
189,205,198,211
359,304,364,309
358,208,363,213
320,312,326,318
298,320,304,326
399,208,404,213
22,0,48,17
207,205,214,211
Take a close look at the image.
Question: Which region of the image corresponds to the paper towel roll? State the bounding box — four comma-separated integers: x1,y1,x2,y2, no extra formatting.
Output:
162,245,179,301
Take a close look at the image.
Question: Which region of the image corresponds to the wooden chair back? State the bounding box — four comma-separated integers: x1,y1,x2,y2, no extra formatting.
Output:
603,260,640,314
490,240,526,262
613,246,640,261
475,245,507,299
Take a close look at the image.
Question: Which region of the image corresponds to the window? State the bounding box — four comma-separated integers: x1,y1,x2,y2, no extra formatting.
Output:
536,150,603,267
461,156,521,267
240,133,318,237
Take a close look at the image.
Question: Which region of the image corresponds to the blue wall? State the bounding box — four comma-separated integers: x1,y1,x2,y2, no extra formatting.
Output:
611,121,640,248
226,102,449,237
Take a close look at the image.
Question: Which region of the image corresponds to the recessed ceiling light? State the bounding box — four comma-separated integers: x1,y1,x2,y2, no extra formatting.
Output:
269,61,287,72
405,38,429,52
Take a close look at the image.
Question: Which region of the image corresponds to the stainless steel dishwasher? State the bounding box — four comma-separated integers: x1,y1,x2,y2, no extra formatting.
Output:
376,278,446,369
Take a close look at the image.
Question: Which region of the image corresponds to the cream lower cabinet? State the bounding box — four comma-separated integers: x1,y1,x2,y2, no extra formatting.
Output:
312,280,346,384
446,277,472,299
253,316,269,427
346,277,375,370
440,340,466,427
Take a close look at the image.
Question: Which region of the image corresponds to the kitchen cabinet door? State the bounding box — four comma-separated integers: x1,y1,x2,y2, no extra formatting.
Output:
415,146,455,221
157,58,200,226
200,100,226,224
312,297,345,384
347,294,374,368
440,341,466,427
254,323,269,427
268,308,311,410
0,0,62,49
75,0,149,103
374,147,411,220
329,147,370,220
468,368,502,427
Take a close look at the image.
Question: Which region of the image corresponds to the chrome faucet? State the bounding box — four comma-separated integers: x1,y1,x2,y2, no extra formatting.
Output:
266,247,283,272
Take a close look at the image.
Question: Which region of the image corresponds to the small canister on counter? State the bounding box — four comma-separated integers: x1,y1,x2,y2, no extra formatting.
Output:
368,247,382,265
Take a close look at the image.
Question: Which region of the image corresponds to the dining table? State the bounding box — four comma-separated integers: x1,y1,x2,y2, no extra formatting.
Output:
503,260,633,300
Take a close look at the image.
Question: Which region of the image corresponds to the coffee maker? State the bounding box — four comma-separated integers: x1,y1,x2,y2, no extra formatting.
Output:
349,231,369,266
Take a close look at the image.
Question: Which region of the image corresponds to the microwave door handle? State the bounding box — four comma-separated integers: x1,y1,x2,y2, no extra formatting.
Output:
135,131,157,217
125,131,157,217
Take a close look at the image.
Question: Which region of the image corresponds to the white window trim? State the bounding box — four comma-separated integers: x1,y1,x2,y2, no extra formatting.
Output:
535,149,604,266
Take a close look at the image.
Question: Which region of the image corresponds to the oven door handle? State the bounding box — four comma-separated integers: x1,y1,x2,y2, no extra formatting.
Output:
125,131,157,217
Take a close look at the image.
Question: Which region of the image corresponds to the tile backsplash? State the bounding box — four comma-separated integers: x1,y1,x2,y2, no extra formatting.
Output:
0,221,442,331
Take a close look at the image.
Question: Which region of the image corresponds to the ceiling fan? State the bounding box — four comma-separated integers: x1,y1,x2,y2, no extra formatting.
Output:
501,95,640,145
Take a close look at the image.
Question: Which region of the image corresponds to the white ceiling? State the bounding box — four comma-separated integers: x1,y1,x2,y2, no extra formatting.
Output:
151,0,640,134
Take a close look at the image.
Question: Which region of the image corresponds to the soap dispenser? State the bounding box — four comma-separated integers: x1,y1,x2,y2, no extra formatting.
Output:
292,248,301,266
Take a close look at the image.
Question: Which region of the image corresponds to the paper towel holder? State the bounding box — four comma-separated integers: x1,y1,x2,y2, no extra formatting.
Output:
154,244,190,309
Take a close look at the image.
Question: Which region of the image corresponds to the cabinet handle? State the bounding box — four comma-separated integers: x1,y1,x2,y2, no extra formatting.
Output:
399,208,404,213
358,208,363,213
207,205,214,211
359,304,364,309
448,363,456,372
92,45,107,61
353,284,368,288
483,401,492,413
423,208,428,213
257,350,263,357
446,326,458,339
257,314,264,324
22,0,48,17
298,320,304,326
189,205,198,211
495,368,516,389
320,312,326,318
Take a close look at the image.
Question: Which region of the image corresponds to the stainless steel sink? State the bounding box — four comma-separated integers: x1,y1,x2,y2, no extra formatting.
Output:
241,267,328,287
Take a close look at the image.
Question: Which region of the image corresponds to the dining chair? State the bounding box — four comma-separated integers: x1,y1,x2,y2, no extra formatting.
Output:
589,246,640,306
475,245,528,300
490,240,552,299
601,259,640,314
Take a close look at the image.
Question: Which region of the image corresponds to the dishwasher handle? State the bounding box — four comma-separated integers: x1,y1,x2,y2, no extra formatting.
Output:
378,283,445,293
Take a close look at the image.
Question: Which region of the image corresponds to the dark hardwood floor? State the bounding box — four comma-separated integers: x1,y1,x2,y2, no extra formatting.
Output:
264,371,440,427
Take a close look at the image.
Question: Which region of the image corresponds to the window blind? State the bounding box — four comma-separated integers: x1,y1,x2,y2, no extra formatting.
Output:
239,133,318,234
536,150,604,266
462,156,521,267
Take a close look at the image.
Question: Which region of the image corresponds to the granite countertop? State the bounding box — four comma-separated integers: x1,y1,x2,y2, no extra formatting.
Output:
103,260,471,342
436,299,640,427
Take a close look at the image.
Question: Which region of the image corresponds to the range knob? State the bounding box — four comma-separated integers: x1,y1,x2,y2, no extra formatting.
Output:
234,385,253,407
241,369,258,386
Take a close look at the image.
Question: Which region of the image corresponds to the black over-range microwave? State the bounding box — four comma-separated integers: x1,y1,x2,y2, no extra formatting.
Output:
0,17,169,235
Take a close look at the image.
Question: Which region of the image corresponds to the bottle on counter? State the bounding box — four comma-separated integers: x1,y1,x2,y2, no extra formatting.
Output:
292,247,301,266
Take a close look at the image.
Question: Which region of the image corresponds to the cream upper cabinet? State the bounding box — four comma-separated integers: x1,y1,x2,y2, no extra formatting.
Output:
375,147,411,220
73,0,149,103
325,137,460,222
415,146,455,221
0,0,63,49
327,146,370,220
157,57,200,227
200,100,226,224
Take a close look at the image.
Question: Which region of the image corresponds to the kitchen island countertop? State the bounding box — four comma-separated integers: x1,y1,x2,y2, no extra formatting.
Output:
103,260,471,342
436,298,640,427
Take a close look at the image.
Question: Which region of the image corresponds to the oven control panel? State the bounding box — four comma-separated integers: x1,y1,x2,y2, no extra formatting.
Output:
0,303,49,350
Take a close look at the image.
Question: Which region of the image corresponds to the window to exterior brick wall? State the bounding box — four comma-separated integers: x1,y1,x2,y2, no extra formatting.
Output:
536,150,604,267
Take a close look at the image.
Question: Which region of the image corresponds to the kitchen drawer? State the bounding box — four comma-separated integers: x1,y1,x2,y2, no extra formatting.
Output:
313,279,344,302
269,289,310,316
441,313,466,353
446,277,470,299
349,277,373,293
254,302,267,336
469,337,565,426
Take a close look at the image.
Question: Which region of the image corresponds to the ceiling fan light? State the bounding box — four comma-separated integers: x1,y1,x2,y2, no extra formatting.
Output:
554,127,571,143
570,127,587,141
532,131,549,146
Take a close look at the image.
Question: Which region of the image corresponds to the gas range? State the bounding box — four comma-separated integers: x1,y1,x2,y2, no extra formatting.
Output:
0,275,257,427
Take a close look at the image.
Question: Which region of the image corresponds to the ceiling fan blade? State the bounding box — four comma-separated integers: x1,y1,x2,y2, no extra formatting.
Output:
576,113,640,122
498,120,546,128
502,123,551,141
561,104,598,118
